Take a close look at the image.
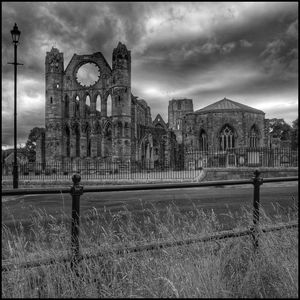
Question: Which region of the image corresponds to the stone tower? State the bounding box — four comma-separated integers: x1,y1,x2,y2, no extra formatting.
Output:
45,47,64,161
168,98,193,143
111,42,131,160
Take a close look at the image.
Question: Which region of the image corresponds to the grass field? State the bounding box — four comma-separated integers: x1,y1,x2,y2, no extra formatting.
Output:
2,200,298,298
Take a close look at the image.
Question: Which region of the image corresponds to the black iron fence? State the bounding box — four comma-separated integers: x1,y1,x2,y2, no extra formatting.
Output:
184,147,298,169
2,147,298,181
2,171,298,272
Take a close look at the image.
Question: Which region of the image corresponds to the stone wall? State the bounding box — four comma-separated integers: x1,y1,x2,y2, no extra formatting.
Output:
168,99,193,144
203,167,298,181
183,110,266,157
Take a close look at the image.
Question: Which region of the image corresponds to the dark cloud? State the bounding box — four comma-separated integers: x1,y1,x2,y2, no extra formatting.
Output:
1,2,298,148
260,19,298,79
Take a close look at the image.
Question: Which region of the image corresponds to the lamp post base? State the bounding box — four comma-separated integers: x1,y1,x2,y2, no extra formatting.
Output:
13,164,18,189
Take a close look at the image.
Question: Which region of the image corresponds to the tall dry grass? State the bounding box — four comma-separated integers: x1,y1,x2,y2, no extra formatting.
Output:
2,201,298,298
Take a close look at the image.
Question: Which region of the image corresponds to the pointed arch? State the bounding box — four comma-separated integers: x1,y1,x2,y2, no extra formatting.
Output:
85,94,90,109
176,118,182,130
199,129,208,151
74,95,80,118
93,119,102,134
102,89,112,117
71,121,80,157
249,124,259,148
86,94,91,106
85,94,91,118
107,94,112,117
102,120,112,157
96,94,101,113
91,119,102,157
219,124,235,150
103,120,112,135
139,133,154,167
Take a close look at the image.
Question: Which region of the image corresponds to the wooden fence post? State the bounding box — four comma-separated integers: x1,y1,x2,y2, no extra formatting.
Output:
70,173,83,270
251,169,263,249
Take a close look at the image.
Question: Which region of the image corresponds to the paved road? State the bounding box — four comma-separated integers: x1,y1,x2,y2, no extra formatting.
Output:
2,183,298,227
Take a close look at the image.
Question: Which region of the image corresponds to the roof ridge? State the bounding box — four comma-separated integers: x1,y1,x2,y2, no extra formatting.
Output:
195,97,264,114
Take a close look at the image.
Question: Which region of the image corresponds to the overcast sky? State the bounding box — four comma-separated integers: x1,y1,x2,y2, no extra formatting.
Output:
2,2,298,149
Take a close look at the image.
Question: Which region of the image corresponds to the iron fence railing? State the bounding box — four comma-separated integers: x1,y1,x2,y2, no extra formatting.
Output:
2,147,298,181
2,170,298,272
184,147,298,169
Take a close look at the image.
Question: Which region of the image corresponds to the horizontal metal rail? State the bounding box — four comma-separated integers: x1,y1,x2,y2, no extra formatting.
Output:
2,176,298,196
2,172,298,273
2,221,298,272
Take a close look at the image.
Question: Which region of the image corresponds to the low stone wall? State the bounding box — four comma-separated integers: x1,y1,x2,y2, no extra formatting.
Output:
203,167,298,181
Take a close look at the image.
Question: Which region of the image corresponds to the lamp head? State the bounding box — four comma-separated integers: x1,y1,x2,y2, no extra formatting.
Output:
11,23,21,44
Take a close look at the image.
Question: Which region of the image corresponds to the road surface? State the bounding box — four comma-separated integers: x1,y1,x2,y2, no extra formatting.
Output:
2,183,298,229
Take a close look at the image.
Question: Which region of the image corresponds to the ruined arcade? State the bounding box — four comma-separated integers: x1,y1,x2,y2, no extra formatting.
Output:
37,42,176,168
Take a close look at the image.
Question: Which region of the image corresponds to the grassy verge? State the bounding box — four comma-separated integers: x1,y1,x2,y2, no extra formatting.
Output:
2,202,298,298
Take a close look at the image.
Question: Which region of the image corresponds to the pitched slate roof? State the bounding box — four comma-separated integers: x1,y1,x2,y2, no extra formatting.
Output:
195,97,264,114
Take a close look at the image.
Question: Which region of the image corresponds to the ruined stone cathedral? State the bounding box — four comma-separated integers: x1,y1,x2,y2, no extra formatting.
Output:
36,42,270,169
37,42,178,168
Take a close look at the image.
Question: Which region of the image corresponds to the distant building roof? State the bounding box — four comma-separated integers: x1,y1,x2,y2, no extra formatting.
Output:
153,114,167,130
195,97,265,115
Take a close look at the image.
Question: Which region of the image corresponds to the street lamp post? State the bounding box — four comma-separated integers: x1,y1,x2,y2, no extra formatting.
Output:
9,23,22,188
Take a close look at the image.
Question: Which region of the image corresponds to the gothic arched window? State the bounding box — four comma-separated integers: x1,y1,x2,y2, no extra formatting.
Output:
104,123,112,141
75,96,80,118
85,95,91,118
176,119,182,130
219,125,235,150
96,95,101,112
199,129,208,151
249,125,259,148
107,94,112,117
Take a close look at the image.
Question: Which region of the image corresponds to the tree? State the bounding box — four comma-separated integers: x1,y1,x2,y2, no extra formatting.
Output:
24,127,44,162
268,118,292,141
291,118,298,150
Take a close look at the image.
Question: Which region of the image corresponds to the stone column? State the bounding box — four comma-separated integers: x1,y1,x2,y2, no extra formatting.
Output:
101,94,107,117
80,136,87,158
96,136,101,157
70,134,76,158
70,100,75,118
90,99,96,116
90,134,98,158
